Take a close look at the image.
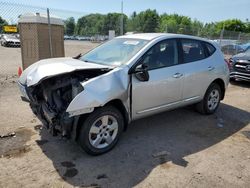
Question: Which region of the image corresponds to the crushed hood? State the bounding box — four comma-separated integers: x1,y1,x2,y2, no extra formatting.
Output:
19,57,111,86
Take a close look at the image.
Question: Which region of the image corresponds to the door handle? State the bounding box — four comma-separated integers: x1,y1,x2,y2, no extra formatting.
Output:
208,66,215,71
173,73,183,78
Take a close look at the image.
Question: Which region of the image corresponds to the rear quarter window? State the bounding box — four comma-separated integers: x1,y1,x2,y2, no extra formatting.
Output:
181,39,206,63
205,42,216,56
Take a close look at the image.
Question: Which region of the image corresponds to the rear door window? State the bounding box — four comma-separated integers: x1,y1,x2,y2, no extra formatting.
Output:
181,39,206,63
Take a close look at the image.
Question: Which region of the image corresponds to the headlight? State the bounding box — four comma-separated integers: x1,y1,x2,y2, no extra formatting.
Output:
68,107,94,117
17,82,30,101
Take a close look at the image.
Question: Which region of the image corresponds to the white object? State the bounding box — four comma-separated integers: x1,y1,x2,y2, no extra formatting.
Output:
109,30,115,40
18,12,64,25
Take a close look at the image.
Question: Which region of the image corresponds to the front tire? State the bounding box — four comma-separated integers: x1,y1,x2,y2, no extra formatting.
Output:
78,106,124,155
196,83,222,114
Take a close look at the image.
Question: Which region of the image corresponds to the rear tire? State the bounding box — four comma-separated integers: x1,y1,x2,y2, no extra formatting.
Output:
196,83,221,115
78,106,124,155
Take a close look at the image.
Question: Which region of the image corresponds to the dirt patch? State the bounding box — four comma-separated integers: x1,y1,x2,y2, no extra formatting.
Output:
0,75,18,91
0,128,35,158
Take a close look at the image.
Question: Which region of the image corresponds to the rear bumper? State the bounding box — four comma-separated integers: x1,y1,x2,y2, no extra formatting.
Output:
230,71,250,81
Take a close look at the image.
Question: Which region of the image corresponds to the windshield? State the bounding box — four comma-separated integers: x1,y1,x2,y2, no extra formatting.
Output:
80,38,149,66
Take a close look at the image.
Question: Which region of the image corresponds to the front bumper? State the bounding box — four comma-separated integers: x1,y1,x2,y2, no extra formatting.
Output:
5,41,20,47
17,82,30,101
230,71,250,81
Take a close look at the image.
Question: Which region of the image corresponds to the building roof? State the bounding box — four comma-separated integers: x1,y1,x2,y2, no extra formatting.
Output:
18,13,64,25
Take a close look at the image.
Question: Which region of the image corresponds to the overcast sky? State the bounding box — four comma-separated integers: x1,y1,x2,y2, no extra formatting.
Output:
3,0,250,23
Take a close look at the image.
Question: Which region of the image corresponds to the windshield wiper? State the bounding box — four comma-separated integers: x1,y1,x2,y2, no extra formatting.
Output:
73,53,82,59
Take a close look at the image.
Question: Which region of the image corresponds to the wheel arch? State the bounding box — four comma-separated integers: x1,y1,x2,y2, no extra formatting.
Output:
211,78,226,100
104,99,129,131
75,99,129,141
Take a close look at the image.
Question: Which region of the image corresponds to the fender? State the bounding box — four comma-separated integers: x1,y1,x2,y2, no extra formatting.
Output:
66,66,130,117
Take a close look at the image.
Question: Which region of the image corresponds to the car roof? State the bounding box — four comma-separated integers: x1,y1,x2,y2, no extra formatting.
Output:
117,33,210,42
3,34,17,38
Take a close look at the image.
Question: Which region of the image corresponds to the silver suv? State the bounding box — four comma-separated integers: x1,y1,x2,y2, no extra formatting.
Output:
18,33,229,155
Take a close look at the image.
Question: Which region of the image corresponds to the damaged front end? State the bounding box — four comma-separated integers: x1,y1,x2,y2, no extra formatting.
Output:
21,69,110,138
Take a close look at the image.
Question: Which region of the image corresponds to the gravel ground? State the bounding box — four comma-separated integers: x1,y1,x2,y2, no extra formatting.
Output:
0,41,249,188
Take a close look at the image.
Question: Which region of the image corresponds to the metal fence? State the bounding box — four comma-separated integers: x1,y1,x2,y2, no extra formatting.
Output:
217,30,250,56
0,1,99,79
0,1,250,79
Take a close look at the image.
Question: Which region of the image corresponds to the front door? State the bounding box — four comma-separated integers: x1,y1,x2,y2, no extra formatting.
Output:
131,39,184,120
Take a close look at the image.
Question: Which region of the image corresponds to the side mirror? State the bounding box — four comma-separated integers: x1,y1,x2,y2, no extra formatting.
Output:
134,64,149,82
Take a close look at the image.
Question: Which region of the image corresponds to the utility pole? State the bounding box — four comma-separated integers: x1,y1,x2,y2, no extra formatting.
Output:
47,8,53,57
219,23,225,47
120,0,124,35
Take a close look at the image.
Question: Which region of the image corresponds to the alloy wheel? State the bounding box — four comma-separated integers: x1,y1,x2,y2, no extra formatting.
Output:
88,115,118,149
207,89,220,111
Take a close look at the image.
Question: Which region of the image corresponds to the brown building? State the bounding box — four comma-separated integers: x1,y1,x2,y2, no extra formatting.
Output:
18,13,65,69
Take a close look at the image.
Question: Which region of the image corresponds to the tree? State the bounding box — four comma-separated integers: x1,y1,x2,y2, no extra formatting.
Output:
159,14,201,35
76,14,106,35
215,19,246,32
64,17,75,35
74,11,250,37
192,19,203,36
103,13,127,35
246,22,250,33
127,11,139,32
127,9,160,32
137,9,160,32
75,13,127,36
0,16,8,33
178,16,192,34
159,14,178,33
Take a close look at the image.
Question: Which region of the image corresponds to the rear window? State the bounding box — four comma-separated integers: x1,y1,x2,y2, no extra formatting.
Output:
181,39,206,63
205,42,216,56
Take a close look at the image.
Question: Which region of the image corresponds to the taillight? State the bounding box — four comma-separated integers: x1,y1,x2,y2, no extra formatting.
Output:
18,67,22,77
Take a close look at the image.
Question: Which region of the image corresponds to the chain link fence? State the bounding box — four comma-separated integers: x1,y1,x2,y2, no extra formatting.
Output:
0,1,100,81
217,30,250,56
0,1,250,81
162,25,250,57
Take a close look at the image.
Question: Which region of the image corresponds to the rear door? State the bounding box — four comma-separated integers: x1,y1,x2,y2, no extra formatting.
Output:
179,39,216,103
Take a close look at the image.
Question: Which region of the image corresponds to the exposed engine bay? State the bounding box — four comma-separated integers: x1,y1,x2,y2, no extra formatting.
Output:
26,69,111,138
